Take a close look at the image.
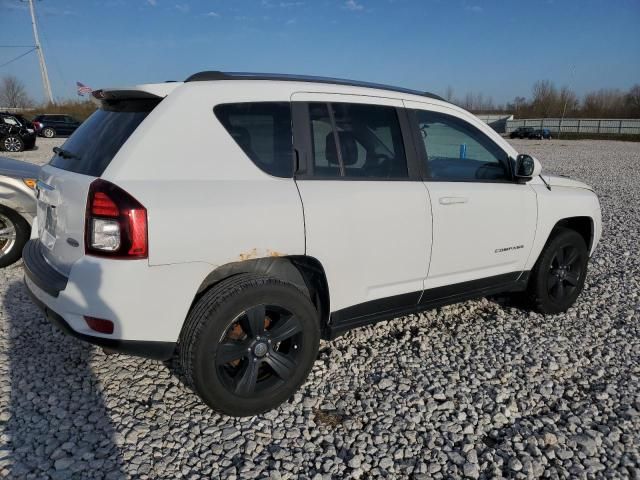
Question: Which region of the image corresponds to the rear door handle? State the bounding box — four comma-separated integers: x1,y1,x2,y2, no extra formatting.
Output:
439,196,468,205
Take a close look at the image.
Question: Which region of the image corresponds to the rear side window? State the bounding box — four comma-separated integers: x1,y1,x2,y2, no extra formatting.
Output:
49,99,158,177
214,102,293,178
308,102,408,179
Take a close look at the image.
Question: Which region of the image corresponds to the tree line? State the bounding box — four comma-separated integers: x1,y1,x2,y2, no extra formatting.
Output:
0,75,96,120
2,74,640,119
446,80,640,119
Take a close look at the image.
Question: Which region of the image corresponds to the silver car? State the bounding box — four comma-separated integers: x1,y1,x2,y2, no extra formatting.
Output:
0,156,38,267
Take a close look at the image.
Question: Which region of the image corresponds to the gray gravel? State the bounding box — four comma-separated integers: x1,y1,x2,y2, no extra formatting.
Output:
1,137,63,166
1,139,639,479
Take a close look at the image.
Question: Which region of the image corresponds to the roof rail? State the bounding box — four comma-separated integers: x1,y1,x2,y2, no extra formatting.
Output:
184,71,445,101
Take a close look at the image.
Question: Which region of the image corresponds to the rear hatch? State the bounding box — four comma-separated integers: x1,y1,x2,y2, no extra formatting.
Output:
37,92,162,276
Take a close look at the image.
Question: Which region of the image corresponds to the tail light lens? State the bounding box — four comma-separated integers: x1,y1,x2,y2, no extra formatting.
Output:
85,179,148,259
33,121,41,129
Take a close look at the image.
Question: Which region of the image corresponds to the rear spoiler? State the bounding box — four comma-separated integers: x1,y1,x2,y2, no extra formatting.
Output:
92,89,161,101
91,82,182,103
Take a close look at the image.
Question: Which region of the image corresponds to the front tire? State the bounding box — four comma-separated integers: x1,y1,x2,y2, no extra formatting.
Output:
179,273,320,416
527,228,588,314
42,127,56,138
0,207,30,268
2,135,25,152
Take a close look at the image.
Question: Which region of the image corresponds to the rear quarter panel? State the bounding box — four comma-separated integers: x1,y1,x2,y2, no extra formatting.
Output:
103,82,306,269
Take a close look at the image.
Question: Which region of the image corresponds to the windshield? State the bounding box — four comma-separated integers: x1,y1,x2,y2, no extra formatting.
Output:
49,98,159,177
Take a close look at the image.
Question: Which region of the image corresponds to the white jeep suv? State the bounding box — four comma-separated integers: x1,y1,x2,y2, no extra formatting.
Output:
23,72,602,416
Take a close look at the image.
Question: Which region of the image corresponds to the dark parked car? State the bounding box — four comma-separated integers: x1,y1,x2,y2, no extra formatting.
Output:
509,126,535,139
32,114,81,138
530,128,552,140
0,112,37,152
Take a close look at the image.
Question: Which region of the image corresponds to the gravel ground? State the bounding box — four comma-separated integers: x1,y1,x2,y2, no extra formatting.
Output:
0,139,639,479
1,137,63,166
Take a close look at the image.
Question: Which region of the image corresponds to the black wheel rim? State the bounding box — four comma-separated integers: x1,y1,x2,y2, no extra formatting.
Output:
215,304,303,397
547,244,582,302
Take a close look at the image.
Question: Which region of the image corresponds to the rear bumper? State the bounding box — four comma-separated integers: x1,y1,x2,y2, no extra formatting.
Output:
22,239,177,361
22,239,68,297
24,282,176,360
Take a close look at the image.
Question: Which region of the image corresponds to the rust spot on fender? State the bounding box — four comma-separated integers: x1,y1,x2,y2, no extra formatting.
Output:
238,248,285,261
238,248,258,261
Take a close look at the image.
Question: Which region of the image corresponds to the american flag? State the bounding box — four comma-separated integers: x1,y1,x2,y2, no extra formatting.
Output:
76,82,92,96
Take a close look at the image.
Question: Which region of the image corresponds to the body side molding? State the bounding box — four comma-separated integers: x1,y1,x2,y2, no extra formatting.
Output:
326,271,529,339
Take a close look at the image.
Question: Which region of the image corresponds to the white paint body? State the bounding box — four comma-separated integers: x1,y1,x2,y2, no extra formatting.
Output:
26,79,602,344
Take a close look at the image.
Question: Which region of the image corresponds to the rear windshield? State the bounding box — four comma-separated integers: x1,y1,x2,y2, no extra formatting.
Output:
49,99,159,177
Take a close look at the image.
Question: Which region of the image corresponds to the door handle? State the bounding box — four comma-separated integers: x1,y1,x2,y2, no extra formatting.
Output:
439,196,468,205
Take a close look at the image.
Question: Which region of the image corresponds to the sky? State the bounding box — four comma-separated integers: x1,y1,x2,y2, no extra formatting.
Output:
1,0,639,104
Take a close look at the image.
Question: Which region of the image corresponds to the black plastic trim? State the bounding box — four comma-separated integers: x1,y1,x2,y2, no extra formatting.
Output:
397,107,423,180
185,71,446,101
292,102,311,177
24,282,176,361
326,271,529,338
22,239,68,298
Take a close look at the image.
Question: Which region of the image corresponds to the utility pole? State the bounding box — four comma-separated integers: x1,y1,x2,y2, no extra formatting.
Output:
26,0,55,104
558,65,575,140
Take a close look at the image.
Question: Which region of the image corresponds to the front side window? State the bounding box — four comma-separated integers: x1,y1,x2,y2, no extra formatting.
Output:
415,110,510,182
215,102,293,178
309,102,408,179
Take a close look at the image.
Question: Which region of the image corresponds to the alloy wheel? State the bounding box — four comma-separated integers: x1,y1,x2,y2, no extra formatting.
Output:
215,304,304,397
3,137,22,152
547,243,582,302
0,213,17,258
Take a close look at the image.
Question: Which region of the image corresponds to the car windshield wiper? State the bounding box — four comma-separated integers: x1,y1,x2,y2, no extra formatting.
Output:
52,146,79,160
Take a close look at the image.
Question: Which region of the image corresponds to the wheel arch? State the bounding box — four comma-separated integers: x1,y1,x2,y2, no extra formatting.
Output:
189,255,331,338
0,203,32,229
552,216,594,251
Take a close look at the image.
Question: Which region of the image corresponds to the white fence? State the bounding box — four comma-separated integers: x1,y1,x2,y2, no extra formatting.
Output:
506,118,640,135
475,114,513,133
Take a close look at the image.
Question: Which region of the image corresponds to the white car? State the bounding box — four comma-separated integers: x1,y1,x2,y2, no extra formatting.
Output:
23,72,602,416
0,157,38,267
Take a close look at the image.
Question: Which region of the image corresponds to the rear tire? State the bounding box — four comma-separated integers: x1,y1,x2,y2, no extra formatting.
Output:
0,207,30,268
179,273,320,416
42,127,56,138
526,228,588,314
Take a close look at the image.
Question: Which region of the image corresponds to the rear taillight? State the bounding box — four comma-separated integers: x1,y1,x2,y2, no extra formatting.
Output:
85,179,148,259
33,121,41,129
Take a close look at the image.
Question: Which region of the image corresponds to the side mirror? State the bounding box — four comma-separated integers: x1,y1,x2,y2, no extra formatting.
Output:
515,154,542,180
